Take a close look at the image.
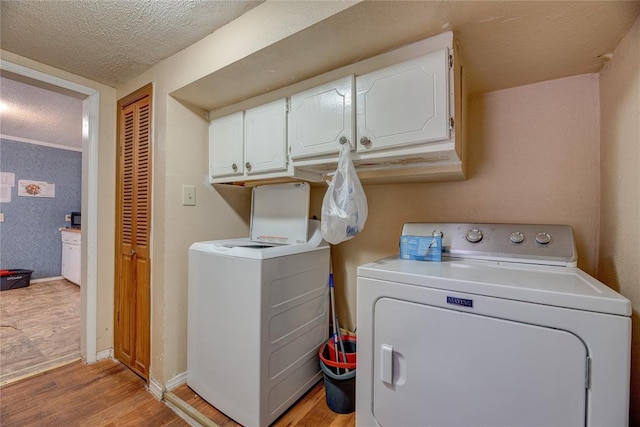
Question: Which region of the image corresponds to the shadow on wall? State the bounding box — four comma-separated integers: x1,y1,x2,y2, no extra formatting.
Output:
210,183,252,222
598,256,621,293
598,255,638,424
629,311,640,426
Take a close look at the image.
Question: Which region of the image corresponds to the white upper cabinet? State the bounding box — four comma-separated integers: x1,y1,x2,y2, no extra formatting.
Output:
209,111,244,179
208,32,463,185
244,98,288,175
288,76,355,160
356,48,450,153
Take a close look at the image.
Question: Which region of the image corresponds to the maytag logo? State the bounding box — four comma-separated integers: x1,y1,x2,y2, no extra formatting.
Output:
447,296,473,308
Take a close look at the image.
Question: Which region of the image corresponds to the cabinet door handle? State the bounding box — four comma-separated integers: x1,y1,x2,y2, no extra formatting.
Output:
339,136,349,145
360,136,371,147
232,163,238,172
130,249,136,256
245,162,252,172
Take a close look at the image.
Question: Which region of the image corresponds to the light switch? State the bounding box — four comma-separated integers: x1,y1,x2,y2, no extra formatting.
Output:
0,213,4,223
182,185,196,206
65,214,71,222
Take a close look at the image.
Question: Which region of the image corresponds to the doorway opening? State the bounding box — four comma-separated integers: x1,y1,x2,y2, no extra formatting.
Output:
0,60,100,381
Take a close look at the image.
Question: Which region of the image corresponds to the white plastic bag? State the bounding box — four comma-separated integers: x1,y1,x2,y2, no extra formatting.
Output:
321,143,368,244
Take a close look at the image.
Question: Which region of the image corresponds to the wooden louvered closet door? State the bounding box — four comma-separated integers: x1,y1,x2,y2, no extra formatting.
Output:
115,83,152,380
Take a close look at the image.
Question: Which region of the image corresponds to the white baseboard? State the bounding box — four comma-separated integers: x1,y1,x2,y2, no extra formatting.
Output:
96,348,113,361
166,371,188,392
149,378,164,400
31,276,64,283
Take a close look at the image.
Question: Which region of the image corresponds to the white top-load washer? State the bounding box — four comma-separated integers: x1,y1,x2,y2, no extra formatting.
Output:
188,183,330,427
356,223,631,427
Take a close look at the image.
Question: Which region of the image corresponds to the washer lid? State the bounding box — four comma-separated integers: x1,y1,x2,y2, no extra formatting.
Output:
357,257,631,316
251,182,310,244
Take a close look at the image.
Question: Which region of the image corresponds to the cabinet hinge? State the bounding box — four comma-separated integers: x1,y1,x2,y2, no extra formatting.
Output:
449,117,455,130
449,54,453,69
585,356,591,390
286,98,291,113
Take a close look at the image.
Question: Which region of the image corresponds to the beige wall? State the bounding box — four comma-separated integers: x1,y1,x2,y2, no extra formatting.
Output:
115,1,358,386
0,50,117,355
5,4,635,410
598,16,640,424
114,1,634,402
313,73,602,330
157,96,252,378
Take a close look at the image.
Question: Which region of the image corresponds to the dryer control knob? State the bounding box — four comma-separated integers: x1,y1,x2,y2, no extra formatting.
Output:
510,231,525,244
432,229,444,238
465,228,483,243
535,232,551,244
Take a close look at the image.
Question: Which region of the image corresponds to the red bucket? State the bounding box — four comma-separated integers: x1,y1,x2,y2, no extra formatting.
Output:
319,335,356,370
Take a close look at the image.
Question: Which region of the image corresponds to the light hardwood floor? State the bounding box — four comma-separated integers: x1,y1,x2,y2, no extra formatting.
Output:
0,359,355,427
0,280,355,426
0,359,187,426
0,279,80,385
171,380,355,427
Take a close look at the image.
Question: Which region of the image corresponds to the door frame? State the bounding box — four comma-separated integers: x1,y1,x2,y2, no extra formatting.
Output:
1,59,100,363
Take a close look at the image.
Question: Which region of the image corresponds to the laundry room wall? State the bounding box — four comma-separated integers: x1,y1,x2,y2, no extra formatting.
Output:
598,17,640,425
115,1,354,386
310,73,601,332
113,0,635,399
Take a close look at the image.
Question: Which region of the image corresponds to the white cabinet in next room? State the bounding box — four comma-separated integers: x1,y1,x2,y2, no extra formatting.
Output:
288,75,355,160
356,47,450,153
61,229,81,286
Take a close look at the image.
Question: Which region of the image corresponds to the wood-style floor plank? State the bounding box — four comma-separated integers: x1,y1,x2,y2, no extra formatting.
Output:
0,279,80,384
0,359,187,427
2,357,356,427
171,380,355,427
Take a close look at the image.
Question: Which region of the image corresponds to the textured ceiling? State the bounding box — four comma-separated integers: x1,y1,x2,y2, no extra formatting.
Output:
176,1,640,111
0,0,262,148
0,76,84,148
1,1,639,149
0,0,263,87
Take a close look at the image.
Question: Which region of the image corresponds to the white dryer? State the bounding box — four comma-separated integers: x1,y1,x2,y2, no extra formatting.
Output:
188,183,330,427
356,223,631,427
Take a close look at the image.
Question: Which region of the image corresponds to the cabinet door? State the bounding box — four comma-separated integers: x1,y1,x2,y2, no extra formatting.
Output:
68,244,81,285
356,48,449,153
61,243,69,280
61,241,80,285
244,99,287,175
209,111,244,178
289,76,354,159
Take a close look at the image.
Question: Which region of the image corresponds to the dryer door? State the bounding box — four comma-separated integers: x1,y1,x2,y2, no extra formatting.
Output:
372,297,588,427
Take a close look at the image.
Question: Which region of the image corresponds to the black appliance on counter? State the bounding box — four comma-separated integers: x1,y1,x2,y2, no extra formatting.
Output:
70,211,81,228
